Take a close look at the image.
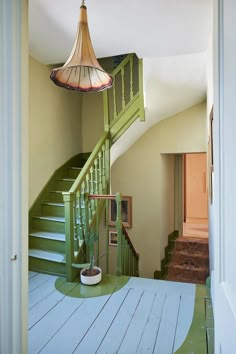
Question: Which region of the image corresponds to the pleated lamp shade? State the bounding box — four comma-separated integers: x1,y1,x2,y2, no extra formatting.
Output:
50,4,114,92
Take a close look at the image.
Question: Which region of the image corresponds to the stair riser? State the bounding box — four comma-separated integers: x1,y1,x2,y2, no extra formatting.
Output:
55,180,75,191
67,168,81,179
171,254,209,268
168,266,209,281
175,242,209,254
47,192,64,203
29,237,65,254
29,257,66,276
32,218,65,233
42,204,65,217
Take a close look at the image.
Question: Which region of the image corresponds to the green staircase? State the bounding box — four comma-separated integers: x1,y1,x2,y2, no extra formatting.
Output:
29,53,144,281
29,154,89,276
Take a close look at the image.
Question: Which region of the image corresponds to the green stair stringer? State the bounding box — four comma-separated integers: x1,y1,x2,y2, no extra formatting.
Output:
154,230,179,280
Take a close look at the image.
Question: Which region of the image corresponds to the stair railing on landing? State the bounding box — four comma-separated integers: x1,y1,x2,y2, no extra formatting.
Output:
88,193,139,278
63,132,110,281
103,53,145,143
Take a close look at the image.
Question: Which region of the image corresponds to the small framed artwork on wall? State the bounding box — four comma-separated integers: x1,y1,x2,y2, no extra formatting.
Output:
109,196,132,228
109,230,117,246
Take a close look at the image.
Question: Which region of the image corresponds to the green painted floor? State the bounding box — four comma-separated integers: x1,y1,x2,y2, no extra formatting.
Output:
28,272,214,354
55,274,130,298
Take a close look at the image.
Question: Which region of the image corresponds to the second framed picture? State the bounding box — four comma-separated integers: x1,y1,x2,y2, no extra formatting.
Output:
109,196,132,228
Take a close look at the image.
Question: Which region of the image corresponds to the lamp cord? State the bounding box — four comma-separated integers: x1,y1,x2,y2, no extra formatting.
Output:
81,0,85,6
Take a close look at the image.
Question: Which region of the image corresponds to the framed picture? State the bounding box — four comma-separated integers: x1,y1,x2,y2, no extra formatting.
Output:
109,230,117,246
109,196,132,228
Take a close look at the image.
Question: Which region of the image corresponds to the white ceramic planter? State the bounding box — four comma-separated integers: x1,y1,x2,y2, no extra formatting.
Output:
80,266,102,285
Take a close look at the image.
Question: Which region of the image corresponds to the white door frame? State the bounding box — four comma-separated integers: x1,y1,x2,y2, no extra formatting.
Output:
0,1,28,353
211,0,236,352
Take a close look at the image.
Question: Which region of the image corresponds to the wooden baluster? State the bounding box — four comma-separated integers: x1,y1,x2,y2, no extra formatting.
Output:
116,193,122,276
63,192,75,282
90,165,95,216
139,58,145,121
131,253,134,276
105,139,110,186
102,144,106,191
130,55,134,100
84,192,89,262
103,90,109,131
96,205,99,266
76,191,83,242
81,181,86,231
94,158,99,195
106,199,109,274
121,67,125,109
98,151,103,194
125,239,129,275
113,84,117,120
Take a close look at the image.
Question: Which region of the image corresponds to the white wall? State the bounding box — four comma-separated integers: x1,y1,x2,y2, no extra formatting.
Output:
111,102,207,278
29,57,83,207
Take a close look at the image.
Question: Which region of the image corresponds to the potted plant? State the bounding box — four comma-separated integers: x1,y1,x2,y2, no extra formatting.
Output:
80,231,102,285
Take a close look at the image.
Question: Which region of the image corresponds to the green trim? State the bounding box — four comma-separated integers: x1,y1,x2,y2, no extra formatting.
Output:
175,285,208,354
154,230,178,279
55,274,130,298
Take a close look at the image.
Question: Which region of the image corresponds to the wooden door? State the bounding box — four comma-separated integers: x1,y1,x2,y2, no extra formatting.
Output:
183,153,208,237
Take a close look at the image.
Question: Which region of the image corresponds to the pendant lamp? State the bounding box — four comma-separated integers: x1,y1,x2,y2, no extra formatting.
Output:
50,0,113,92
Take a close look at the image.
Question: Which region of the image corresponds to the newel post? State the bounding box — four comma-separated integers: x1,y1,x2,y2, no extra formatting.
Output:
116,192,123,276
63,192,75,281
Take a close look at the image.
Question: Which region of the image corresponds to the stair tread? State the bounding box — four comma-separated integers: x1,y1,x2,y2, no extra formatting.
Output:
50,190,67,193
69,166,82,170
29,249,65,263
33,215,65,222
42,202,64,207
168,263,209,271
29,231,65,241
176,236,208,243
170,250,209,258
57,178,75,182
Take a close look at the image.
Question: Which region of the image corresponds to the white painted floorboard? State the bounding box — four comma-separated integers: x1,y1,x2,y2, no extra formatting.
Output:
28,273,196,354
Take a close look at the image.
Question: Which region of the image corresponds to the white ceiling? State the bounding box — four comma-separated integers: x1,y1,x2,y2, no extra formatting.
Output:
29,0,211,64
29,0,212,162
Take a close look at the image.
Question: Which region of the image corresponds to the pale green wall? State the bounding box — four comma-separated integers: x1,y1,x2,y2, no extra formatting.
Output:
111,102,207,278
29,56,83,207
81,92,104,152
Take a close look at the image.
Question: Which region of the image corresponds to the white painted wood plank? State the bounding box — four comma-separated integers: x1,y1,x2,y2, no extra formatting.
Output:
74,289,130,354
136,292,166,353
28,271,38,279
97,288,143,354
118,291,156,354
28,273,53,292
28,275,60,309
153,294,181,354
126,277,195,296
173,292,196,352
28,292,84,353
28,281,78,329
40,295,111,354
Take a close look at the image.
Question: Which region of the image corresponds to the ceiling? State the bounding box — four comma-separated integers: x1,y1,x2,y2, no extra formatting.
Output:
29,0,212,162
29,0,211,64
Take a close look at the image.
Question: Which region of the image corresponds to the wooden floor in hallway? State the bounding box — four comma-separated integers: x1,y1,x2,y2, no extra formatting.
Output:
28,272,211,354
